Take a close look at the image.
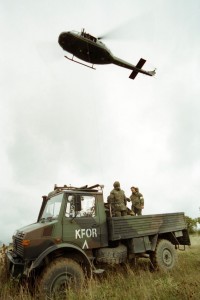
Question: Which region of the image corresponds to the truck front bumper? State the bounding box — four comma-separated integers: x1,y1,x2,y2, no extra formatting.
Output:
6,250,25,277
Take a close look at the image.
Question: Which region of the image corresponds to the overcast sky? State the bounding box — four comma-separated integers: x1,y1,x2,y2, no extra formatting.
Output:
1,0,200,244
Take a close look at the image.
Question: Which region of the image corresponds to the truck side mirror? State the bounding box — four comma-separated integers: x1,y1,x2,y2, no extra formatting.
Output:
75,195,82,212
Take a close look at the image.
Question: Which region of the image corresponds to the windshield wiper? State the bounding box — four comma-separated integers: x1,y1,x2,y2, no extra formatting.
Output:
40,216,54,223
40,217,46,223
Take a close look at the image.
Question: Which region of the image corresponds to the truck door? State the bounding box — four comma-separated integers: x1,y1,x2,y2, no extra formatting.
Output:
62,194,101,250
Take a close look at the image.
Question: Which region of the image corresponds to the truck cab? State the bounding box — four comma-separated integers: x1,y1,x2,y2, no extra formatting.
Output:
38,185,108,250
7,184,107,277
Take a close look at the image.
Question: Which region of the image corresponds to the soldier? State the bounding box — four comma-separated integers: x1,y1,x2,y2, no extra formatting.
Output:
107,181,128,217
130,186,144,216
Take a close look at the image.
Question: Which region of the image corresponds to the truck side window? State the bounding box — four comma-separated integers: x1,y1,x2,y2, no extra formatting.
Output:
65,195,76,218
79,195,96,217
65,195,96,218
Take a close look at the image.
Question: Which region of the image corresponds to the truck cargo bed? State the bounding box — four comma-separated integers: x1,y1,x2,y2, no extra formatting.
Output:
107,212,189,241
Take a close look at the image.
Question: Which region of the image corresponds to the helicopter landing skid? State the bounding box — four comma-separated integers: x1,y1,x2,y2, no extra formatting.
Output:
64,55,96,70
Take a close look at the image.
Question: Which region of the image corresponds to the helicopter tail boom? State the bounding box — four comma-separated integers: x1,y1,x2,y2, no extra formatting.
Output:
129,58,146,79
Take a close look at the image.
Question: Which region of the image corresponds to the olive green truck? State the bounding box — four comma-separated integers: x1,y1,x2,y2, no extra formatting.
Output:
6,184,190,297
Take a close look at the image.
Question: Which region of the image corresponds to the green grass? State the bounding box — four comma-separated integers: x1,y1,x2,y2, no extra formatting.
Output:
1,236,200,300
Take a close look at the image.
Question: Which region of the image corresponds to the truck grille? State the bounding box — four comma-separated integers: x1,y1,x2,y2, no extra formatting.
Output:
13,232,25,257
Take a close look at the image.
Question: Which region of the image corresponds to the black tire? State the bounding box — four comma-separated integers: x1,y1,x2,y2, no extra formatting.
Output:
150,239,177,271
38,257,84,299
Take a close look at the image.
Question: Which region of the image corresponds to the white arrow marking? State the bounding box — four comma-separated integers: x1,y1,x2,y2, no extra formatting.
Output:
82,240,89,249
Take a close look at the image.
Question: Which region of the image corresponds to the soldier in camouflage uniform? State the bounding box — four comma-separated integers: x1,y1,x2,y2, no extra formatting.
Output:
130,186,144,216
107,181,127,217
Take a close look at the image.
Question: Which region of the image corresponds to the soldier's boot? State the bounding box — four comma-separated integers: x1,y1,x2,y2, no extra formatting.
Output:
127,208,135,216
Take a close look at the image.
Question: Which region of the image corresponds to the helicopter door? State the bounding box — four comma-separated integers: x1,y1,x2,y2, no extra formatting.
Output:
62,194,101,250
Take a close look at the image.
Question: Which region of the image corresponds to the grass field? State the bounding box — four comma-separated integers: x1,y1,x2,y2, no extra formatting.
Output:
0,236,200,300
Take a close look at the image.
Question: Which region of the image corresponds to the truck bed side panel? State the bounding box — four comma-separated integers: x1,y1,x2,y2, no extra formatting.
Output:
107,212,188,242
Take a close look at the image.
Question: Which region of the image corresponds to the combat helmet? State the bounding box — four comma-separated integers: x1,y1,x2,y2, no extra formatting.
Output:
113,181,120,188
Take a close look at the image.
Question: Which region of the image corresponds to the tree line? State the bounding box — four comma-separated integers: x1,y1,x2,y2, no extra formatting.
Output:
185,216,200,234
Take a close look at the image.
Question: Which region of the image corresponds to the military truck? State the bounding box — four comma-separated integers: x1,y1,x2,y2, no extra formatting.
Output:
6,184,190,297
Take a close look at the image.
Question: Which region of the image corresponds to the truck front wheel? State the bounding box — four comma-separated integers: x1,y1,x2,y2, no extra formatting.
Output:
150,239,177,271
38,257,84,298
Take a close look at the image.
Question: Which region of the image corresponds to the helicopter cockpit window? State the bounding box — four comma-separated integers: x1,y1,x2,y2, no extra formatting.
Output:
65,195,96,218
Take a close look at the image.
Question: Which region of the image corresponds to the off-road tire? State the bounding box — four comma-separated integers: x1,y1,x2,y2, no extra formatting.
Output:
96,244,127,264
37,257,84,299
150,239,177,271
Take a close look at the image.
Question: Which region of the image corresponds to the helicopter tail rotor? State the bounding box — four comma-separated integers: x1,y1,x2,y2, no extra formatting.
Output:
129,58,146,79
129,58,156,79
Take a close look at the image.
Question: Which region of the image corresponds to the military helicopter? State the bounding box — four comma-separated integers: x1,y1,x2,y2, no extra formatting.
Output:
58,29,156,80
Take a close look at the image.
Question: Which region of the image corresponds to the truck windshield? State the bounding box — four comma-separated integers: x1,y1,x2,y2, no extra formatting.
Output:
40,194,63,221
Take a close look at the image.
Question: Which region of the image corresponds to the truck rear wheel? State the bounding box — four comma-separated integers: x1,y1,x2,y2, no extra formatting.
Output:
38,257,84,298
150,239,177,271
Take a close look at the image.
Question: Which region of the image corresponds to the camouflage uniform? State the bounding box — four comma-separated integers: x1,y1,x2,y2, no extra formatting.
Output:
108,181,127,217
130,187,144,216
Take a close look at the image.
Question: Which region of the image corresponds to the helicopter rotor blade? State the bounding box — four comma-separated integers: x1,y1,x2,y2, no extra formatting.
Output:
97,29,121,40
97,17,136,40
97,13,155,41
